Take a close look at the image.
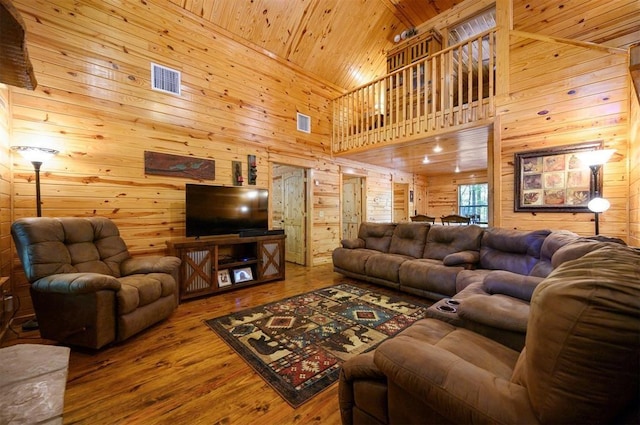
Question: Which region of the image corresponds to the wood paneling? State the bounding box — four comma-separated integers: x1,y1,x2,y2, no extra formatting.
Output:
0,84,10,278
427,170,488,218
630,89,640,246
0,83,11,326
3,0,400,319
497,24,631,237
170,0,460,91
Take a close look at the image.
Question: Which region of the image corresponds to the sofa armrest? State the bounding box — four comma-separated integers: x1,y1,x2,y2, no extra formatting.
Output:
484,271,544,301
374,336,537,424
120,256,181,275
32,273,121,294
339,351,386,425
457,294,530,333
442,250,479,267
341,238,365,249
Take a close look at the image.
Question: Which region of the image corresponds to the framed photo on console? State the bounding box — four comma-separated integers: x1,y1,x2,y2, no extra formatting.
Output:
217,269,231,287
514,141,602,212
233,267,253,283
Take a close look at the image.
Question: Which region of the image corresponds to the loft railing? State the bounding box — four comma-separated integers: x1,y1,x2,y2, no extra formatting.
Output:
332,28,497,154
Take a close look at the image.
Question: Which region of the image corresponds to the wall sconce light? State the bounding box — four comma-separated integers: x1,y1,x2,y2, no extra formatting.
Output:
578,148,615,235
12,146,59,217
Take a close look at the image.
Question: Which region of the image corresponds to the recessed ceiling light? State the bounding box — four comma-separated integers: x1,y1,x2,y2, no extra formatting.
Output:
433,144,442,153
422,156,430,164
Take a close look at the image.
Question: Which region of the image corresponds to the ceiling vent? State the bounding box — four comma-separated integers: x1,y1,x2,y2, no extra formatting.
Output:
151,63,181,95
297,112,311,133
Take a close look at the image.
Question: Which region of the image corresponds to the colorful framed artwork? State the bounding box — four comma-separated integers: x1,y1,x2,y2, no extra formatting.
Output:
514,141,602,212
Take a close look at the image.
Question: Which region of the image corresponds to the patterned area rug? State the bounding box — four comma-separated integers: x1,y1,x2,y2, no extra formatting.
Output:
205,283,431,407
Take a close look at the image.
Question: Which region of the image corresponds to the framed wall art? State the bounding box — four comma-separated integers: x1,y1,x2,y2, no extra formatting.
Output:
514,141,602,212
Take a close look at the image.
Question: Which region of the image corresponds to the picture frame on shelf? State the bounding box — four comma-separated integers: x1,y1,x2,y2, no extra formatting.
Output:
514,141,602,212
233,267,253,283
217,269,231,287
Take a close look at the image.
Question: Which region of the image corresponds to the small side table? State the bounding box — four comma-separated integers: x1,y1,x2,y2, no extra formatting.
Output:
0,344,70,424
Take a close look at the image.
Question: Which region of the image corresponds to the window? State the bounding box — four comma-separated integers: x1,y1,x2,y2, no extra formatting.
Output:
458,183,488,223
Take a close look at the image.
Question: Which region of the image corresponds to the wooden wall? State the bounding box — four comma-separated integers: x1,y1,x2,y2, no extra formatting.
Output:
630,89,640,246
0,84,10,280
2,0,638,322
496,33,630,237
3,0,363,318
427,170,488,219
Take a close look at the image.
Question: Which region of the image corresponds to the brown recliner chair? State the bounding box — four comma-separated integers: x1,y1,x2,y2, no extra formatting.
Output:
11,217,181,349
339,243,640,424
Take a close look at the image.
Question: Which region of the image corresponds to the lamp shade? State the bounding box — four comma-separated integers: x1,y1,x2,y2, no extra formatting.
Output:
578,149,615,167
588,197,610,213
11,146,58,163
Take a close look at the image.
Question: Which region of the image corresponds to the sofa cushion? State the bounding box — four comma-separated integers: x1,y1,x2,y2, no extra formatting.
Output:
332,248,381,275
457,293,530,333
358,222,396,253
59,217,130,277
364,253,410,283
514,244,640,424
117,273,176,314
479,228,551,275
388,222,430,258
422,225,483,260
529,230,579,278
483,270,544,301
399,259,463,298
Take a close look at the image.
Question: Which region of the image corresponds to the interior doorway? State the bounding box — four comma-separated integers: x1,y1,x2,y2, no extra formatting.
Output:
342,175,365,240
393,182,409,222
272,164,308,265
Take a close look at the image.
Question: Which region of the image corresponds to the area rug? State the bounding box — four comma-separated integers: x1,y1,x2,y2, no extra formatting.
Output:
205,283,431,407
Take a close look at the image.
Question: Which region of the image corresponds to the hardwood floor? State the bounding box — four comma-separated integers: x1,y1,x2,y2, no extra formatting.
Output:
2,263,354,425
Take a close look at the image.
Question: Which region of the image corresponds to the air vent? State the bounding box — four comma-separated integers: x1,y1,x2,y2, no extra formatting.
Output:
151,63,181,95
297,112,311,133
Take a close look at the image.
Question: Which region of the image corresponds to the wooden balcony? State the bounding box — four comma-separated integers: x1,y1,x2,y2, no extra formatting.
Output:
332,29,497,155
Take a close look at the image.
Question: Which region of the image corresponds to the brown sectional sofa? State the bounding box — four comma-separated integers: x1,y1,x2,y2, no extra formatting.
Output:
334,222,639,424
332,222,585,349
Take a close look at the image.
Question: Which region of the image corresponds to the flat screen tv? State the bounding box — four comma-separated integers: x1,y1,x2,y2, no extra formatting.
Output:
185,184,269,237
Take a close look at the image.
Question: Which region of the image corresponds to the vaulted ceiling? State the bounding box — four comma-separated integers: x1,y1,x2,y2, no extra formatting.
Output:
169,0,462,91
168,0,638,177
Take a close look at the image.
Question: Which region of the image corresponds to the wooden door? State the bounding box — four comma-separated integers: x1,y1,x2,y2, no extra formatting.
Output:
282,167,306,265
342,176,364,240
271,176,283,229
393,183,409,222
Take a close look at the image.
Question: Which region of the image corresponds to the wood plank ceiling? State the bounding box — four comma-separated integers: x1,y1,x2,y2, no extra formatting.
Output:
169,0,462,91
167,0,638,177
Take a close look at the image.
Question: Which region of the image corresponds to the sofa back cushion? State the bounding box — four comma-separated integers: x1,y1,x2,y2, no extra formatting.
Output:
512,245,640,424
479,228,550,275
357,222,397,253
388,223,430,258
529,230,579,277
11,217,131,282
422,225,483,260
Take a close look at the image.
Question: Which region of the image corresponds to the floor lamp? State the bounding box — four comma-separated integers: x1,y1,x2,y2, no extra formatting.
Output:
11,145,58,331
11,146,59,217
578,149,615,235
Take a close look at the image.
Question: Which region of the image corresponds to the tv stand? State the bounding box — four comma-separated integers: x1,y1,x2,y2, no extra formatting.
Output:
166,234,285,302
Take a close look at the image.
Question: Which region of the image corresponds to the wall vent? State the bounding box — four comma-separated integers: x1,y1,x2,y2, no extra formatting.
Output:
297,112,311,133
151,63,181,95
